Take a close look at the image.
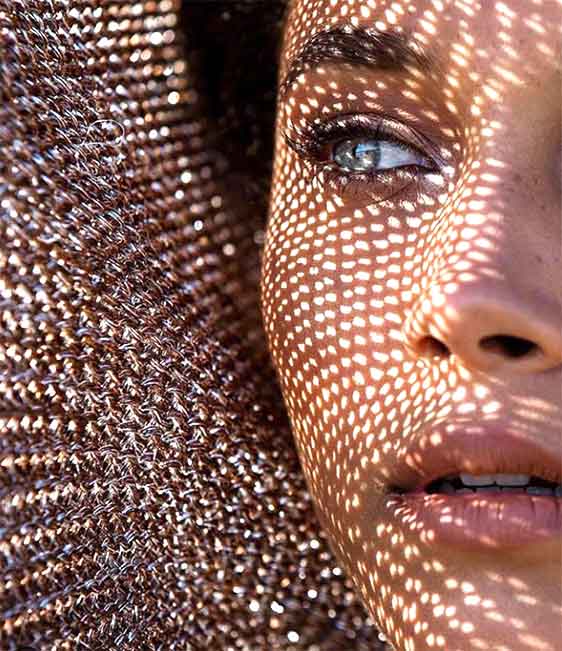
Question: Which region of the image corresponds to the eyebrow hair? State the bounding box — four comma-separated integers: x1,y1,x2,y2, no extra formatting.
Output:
279,25,436,100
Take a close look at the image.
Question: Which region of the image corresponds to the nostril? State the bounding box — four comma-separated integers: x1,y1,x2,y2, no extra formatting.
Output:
417,336,450,359
479,335,539,358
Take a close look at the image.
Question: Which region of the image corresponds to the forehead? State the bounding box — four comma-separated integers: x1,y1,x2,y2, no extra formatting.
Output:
281,0,562,88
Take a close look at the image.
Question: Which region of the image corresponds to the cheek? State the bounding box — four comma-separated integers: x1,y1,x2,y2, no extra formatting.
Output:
260,195,421,502
259,157,467,645
260,202,451,648
260,137,460,574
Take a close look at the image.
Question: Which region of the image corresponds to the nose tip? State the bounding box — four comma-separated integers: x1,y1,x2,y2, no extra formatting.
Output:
402,286,562,374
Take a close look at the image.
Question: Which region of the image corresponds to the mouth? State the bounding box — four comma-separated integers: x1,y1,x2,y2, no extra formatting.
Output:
384,424,562,551
418,473,562,496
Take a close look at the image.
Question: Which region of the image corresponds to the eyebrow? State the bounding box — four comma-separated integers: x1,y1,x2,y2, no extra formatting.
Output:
279,26,437,100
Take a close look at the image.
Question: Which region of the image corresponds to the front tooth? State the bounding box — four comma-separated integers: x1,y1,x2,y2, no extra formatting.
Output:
460,474,495,486
495,474,530,486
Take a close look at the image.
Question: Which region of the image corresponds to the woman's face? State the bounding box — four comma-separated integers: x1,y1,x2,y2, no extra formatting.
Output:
260,1,562,649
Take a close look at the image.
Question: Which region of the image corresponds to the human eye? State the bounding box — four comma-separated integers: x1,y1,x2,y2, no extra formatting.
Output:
333,136,432,173
283,113,447,203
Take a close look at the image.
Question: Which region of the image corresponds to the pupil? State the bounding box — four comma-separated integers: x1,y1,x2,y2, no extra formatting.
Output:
353,141,379,169
334,139,380,171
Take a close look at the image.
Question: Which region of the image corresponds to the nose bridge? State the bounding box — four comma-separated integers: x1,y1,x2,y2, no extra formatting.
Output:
402,149,562,375
480,138,560,262
465,94,561,281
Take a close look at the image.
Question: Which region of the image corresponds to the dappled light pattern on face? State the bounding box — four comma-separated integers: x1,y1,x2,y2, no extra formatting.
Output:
261,1,562,650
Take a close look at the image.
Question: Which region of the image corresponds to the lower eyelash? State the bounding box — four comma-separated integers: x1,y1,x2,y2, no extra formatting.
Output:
309,160,429,205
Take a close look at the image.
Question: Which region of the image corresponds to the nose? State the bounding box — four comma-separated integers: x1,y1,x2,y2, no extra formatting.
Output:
402,283,562,374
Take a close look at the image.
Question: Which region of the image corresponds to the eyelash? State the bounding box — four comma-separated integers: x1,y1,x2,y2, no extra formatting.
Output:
283,113,444,202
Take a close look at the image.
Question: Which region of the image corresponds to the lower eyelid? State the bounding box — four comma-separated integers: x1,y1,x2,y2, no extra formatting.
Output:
321,164,426,196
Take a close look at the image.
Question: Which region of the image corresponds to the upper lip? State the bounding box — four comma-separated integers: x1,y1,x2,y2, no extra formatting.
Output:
388,421,562,493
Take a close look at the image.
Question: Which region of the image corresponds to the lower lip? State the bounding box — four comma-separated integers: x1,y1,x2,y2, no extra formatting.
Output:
386,492,562,551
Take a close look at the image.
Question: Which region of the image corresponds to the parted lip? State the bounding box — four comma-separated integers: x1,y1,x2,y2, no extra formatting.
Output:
387,422,562,494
